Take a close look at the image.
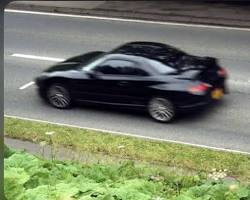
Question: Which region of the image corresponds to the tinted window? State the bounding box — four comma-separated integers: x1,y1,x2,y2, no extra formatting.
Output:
94,59,149,76
148,59,176,74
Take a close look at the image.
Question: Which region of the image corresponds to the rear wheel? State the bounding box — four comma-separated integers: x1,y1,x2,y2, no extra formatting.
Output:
46,83,72,109
148,97,175,123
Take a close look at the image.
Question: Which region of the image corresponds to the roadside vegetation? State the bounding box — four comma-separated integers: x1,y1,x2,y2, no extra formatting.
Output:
4,146,250,200
4,117,250,182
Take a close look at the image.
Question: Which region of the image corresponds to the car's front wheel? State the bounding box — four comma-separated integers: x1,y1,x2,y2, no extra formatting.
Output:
148,97,175,123
46,83,72,109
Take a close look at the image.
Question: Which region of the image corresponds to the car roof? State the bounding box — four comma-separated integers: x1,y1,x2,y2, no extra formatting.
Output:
109,41,186,66
103,53,145,62
111,41,181,53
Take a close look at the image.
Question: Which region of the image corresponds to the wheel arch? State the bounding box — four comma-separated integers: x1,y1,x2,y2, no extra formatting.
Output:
44,77,71,88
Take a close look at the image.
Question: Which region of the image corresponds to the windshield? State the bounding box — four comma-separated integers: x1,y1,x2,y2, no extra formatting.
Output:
82,55,106,72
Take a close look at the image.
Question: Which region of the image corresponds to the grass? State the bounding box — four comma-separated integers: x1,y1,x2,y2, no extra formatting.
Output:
4,116,250,182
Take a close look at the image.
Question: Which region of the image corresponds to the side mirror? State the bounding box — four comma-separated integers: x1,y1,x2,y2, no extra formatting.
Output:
86,70,99,79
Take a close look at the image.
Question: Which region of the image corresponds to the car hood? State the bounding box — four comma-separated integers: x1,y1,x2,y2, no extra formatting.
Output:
44,62,81,72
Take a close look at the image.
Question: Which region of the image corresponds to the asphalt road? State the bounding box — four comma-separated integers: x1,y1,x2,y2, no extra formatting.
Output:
4,11,250,153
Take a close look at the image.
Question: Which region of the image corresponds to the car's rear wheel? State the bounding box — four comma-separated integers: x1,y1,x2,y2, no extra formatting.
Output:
148,97,175,123
46,83,72,109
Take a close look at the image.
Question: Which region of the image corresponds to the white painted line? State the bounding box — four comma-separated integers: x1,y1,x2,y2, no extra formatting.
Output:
228,79,250,86
5,9,250,32
19,81,35,90
12,53,65,62
4,114,250,155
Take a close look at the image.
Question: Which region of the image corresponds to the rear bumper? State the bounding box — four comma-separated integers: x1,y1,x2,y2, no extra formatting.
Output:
176,81,228,112
177,101,209,110
176,97,210,113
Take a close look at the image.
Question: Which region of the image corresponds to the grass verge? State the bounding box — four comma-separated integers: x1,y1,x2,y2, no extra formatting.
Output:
4,116,250,181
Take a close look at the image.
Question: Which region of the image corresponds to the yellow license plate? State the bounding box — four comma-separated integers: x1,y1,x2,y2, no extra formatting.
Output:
211,88,223,100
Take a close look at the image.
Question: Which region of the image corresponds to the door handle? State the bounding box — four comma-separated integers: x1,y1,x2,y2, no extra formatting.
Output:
118,81,129,86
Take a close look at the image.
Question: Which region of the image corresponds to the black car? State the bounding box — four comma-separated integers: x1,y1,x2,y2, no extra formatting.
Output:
35,41,228,122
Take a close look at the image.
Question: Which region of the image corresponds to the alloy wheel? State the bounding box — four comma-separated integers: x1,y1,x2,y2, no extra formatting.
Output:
148,97,175,122
47,84,71,109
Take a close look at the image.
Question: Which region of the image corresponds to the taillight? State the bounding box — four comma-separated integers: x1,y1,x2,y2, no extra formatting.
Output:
217,67,226,77
188,83,211,95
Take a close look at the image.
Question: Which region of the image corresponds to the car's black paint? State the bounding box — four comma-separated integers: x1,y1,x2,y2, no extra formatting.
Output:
35,41,227,114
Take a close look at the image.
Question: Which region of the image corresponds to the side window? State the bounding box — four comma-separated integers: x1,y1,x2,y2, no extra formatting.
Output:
148,59,176,74
94,59,149,76
94,60,120,75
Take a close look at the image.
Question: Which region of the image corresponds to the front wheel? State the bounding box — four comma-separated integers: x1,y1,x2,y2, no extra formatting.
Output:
46,83,72,109
148,97,175,123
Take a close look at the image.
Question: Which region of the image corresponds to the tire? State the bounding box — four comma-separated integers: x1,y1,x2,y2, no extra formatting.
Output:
148,97,175,123
46,83,72,109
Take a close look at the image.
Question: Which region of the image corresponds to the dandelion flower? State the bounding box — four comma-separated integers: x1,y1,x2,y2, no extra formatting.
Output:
45,131,55,136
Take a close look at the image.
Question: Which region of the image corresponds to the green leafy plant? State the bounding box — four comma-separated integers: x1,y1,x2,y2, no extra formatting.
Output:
4,147,250,200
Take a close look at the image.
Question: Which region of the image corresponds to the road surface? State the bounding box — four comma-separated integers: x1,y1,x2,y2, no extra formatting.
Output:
4,10,250,153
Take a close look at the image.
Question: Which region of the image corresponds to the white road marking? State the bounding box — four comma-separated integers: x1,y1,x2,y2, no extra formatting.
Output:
228,79,250,86
19,81,35,90
11,53,65,62
4,114,250,155
5,9,250,32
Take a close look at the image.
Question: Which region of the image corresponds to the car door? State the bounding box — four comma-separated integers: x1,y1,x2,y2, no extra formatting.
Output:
69,58,126,103
71,57,155,106
69,56,107,102
92,58,155,106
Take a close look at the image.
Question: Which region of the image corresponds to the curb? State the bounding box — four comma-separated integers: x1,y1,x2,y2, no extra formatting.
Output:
5,136,114,164
6,4,250,29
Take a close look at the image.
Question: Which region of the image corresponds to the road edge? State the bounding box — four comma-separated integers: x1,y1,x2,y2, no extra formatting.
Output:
5,3,250,29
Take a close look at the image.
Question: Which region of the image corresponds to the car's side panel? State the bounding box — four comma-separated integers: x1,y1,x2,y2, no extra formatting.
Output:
93,75,160,105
